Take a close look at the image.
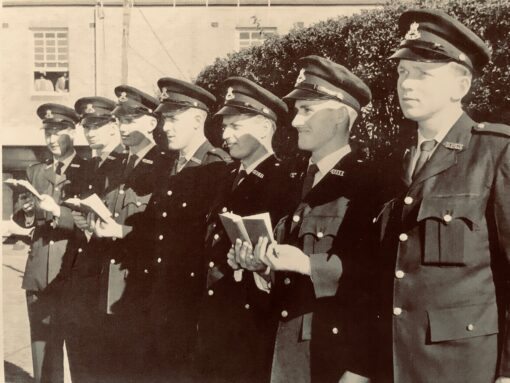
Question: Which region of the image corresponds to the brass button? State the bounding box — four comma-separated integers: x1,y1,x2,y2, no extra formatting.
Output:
404,196,413,205
88,185,93,190
317,232,324,238
284,277,291,285
393,307,403,316
114,212,119,218
467,324,475,331
110,259,115,264
222,207,228,213
190,272,195,277
208,289,214,296
332,327,339,335
78,248,83,253
144,269,149,274
372,217,377,223
395,270,405,279
112,237,117,241
281,310,288,318
157,257,162,264
477,123,485,129
209,261,215,268
49,240,55,245
167,190,172,196
162,212,167,218
399,233,408,242
292,215,300,223
119,190,125,195
136,201,141,207
158,234,164,240
54,187,59,191
182,202,187,208
244,304,250,310
443,214,452,223
213,234,220,240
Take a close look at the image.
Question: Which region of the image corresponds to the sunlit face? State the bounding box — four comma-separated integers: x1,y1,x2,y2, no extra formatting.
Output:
18,192,35,213
44,125,74,157
83,120,118,150
118,115,154,147
162,108,200,151
222,114,267,160
397,60,465,122
292,99,342,153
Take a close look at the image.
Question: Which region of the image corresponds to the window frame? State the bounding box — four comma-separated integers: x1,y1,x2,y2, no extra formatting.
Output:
235,26,277,51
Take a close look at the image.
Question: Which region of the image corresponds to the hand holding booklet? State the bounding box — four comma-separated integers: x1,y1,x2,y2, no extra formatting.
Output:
4,179,42,200
219,212,274,246
63,193,112,222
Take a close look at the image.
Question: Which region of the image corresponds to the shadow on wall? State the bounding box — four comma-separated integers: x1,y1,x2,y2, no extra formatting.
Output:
4,361,33,383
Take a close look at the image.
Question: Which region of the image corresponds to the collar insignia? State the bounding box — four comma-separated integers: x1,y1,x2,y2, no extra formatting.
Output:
405,22,421,40
253,170,264,179
330,169,345,176
70,163,80,168
85,104,95,114
119,92,128,103
225,87,235,101
443,142,464,150
142,158,153,165
295,68,306,86
160,87,169,101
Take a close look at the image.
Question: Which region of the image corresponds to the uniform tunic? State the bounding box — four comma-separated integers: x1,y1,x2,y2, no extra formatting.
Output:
374,113,510,383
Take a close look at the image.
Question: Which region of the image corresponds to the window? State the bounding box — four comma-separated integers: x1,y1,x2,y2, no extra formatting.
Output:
236,27,277,51
31,28,69,94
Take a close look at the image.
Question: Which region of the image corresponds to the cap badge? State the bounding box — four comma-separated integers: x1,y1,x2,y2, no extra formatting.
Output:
262,107,270,114
45,109,54,119
85,104,95,114
225,87,235,101
160,87,170,101
405,22,421,40
119,92,128,103
295,68,306,86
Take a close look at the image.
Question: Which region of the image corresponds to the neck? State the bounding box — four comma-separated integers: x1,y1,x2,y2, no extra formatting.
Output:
95,139,121,158
417,104,464,139
241,145,270,169
54,149,75,162
129,138,151,156
181,132,206,157
311,135,349,163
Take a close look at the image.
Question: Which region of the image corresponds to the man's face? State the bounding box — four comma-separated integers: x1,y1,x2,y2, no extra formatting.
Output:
118,115,152,148
397,60,462,122
292,99,341,152
83,120,118,150
222,114,266,160
44,125,74,157
162,108,200,151
18,193,35,214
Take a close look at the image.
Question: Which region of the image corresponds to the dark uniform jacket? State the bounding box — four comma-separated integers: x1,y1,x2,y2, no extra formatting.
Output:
271,149,377,383
374,113,510,383
197,154,297,383
126,141,231,373
169,140,228,176
23,154,90,293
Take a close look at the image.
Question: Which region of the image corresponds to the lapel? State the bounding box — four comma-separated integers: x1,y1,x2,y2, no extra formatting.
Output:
42,159,56,185
410,112,474,188
60,154,85,186
183,140,213,170
127,145,158,182
99,144,125,170
232,155,276,196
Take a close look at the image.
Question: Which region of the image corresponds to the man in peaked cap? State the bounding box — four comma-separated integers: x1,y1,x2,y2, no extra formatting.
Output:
372,9,510,383
232,56,379,383
155,77,231,173
194,77,298,383
23,103,91,383
88,85,170,382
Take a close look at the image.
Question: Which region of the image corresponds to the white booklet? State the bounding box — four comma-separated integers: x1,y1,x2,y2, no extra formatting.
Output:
219,212,274,246
64,193,112,222
4,178,42,200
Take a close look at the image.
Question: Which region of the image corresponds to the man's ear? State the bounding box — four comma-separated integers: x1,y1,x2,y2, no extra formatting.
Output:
193,110,207,130
451,75,471,102
147,116,158,133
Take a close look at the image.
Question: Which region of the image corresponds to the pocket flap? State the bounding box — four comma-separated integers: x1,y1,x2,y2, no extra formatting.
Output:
428,301,498,343
298,216,343,239
417,195,483,229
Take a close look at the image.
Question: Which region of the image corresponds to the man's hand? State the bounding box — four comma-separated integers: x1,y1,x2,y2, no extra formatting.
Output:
339,371,370,383
72,211,91,232
38,194,61,217
93,217,132,239
234,238,267,272
257,240,311,275
227,245,241,270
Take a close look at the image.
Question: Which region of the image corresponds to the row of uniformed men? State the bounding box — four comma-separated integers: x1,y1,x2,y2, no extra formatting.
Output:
18,7,510,383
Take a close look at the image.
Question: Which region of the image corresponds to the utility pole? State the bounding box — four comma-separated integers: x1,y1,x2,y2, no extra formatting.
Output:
121,0,132,85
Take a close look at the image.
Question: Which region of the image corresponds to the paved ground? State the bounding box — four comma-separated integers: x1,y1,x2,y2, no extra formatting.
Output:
3,241,71,383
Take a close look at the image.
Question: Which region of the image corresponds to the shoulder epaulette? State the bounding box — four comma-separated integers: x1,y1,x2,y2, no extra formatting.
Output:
472,122,510,137
207,147,233,164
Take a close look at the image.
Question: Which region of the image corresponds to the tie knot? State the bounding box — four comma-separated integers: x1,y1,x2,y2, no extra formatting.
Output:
55,161,64,175
307,163,319,176
420,139,437,152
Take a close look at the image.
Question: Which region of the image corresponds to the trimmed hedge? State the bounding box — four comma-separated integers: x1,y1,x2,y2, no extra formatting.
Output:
196,0,510,159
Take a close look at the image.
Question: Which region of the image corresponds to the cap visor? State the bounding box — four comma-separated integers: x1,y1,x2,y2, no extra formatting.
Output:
112,104,144,118
214,105,247,117
389,47,451,62
81,116,111,126
283,88,330,101
41,121,74,130
154,103,188,115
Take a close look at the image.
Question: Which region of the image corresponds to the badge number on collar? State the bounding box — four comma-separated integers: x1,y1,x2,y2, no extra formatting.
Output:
330,169,344,176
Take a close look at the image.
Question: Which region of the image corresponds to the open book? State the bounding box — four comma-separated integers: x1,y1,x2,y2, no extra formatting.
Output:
218,212,274,246
4,179,42,200
63,193,112,222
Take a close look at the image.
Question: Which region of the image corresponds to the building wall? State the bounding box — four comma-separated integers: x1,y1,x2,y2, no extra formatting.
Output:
1,3,378,146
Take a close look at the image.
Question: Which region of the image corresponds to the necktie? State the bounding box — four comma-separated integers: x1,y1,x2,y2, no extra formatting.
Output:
55,161,64,175
175,155,188,174
301,163,319,199
123,154,138,179
92,156,101,171
412,140,437,180
232,169,248,190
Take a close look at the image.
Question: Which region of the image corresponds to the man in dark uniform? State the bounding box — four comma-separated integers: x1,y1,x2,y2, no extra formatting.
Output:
23,103,88,383
196,77,296,383
96,79,231,382
40,96,123,382
373,9,510,383
233,56,376,383
157,77,230,174
91,85,169,382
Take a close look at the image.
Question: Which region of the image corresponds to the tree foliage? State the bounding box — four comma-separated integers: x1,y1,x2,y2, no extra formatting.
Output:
197,0,510,159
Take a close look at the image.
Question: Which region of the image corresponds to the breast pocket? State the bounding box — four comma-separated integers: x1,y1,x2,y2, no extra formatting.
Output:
417,195,484,265
121,190,151,214
299,216,344,254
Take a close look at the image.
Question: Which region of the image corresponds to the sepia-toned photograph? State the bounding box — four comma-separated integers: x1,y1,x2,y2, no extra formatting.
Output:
1,0,509,382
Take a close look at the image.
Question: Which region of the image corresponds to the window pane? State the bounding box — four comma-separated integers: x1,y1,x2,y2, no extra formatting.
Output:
251,32,261,38
35,63,44,67
57,63,68,68
46,54,56,61
34,33,43,38
57,40,67,46
58,47,68,53
58,55,67,61
47,62,57,67
35,54,44,60
35,47,44,53
239,32,249,39
57,33,67,38
47,47,55,53
47,40,55,46
35,40,44,46
45,33,55,38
